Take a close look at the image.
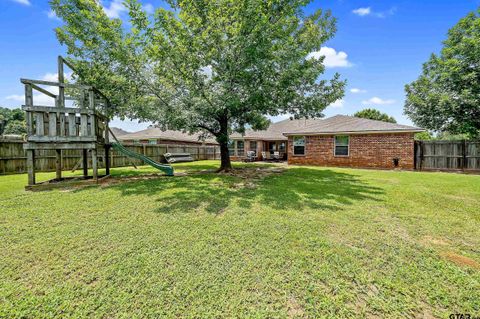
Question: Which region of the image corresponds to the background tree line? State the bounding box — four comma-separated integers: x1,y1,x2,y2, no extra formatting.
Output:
0,107,26,136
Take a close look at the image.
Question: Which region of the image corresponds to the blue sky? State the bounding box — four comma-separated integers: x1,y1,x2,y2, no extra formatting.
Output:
0,0,478,131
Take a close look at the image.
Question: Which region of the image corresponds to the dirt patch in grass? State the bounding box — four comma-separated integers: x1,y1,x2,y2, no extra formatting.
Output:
414,301,440,319
286,296,304,318
219,167,286,179
422,236,450,247
221,167,286,190
441,251,480,270
348,284,380,317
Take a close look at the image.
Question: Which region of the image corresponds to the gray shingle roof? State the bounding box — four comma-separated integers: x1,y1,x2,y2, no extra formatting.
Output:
116,115,422,144
230,118,320,141
118,127,218,144
283,115,423,135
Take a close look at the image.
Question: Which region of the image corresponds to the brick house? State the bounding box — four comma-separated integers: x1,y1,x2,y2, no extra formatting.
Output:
231,115,423,169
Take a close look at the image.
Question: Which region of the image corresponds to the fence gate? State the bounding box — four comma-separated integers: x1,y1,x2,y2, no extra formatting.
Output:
415,140,480,172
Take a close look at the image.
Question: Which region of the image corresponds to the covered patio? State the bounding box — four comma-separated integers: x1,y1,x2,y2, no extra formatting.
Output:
229,118,318,162
229,139,287,161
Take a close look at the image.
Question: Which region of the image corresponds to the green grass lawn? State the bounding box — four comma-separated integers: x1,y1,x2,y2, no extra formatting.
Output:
1,161,479,318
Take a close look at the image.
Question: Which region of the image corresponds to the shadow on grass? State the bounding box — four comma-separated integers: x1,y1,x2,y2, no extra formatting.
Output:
102,167,385,214
107,163,221,177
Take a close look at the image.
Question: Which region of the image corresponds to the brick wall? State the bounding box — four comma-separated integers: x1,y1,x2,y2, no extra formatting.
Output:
287,133,415,169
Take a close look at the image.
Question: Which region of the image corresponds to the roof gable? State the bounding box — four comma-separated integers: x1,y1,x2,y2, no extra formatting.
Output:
283,115,423,135
231,118,322,140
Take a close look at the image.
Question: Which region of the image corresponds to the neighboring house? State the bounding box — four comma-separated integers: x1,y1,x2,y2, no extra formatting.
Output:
118,127,218,146
231,115,423,169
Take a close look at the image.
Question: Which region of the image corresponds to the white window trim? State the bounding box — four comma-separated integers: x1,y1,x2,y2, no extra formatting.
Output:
236,140,245,157
228,140,235,156
293,136,306,156
334,135,350,157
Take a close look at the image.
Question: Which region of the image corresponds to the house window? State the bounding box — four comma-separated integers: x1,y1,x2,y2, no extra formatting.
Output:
279,142,286,152
237,141,245,156
268,142,275,153
334,135,349,156
228,140,235,156
293,136,305,155
148,139,157,145
249,141,257,155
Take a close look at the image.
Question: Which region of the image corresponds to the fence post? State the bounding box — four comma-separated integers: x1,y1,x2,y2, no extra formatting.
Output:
82,149,88,178
55,149,62,180
414,141,417,170
26,149,35,185
416,141,424,171
462,139,467,171
25,84,33,135
57,56,65,108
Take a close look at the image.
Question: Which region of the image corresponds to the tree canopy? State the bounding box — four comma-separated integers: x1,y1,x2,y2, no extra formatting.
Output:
50,0,345,170
405,9,480,138
353,108,396,123
0,107,26,135
413,131,433,141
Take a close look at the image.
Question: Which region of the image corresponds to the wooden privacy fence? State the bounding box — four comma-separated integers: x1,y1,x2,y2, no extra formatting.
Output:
415,140,480,172
0,141,220,174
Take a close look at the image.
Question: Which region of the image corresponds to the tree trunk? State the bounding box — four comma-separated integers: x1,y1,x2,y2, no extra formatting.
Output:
216,117,232,172
218,139,232,172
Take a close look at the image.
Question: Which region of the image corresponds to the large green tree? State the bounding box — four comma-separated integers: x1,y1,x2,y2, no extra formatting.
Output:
50,0,345,170
4,121,27,135
0,107,25,135
353,108,396,123
405,9,480,138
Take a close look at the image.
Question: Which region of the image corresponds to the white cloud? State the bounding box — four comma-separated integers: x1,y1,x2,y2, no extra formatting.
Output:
307,47,352,68
352,7,370,16
350,88,366,94
7,93,56,106
103,0,127,18
42,73,61,82
110,117,152,132
143,3,154,14
6,95,24,102
352,6,396,18
47,10,60,20
362,97,395,105
329,99,344,108
11,0,31,5
40,73,72,95
41,72,73,82
5,72,74,107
